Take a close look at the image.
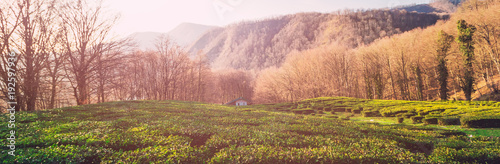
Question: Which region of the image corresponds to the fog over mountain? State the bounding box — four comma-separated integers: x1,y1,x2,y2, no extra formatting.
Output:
128,23,217,50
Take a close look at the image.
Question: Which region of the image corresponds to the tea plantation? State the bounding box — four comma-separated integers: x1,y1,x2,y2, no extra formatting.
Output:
1,98,499,163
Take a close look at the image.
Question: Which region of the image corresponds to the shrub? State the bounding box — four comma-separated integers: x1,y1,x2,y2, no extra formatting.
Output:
418,108,445,116
292,109,315,115
325,115,338,119
323,107,332,112
438,117,461,125
382,110,407,117
317,111,325,114
345,108,351,113
362,111,376,117
461,116,500,128
351,109,361,114
410,116,424,124
331,107,346,112
397,117,404,123
423,118,438,125
403,112,417,118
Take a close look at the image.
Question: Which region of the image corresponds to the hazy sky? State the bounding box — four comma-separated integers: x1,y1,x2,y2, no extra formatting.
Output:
105,0,431,36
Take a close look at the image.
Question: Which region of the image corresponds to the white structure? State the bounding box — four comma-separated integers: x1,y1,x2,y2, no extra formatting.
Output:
225,97,249,106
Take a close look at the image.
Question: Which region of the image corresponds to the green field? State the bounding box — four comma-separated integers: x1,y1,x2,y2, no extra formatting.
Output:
1,98,500,163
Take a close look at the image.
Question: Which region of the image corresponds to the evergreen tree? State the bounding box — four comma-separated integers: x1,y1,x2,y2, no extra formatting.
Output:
414,65,424,101
436,30,453,100
456,20,476,101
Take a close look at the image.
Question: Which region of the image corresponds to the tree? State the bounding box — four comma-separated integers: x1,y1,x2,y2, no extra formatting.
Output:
45,33,67,109
16,0,57,111
58,0,119,105
95,40,129,103
436,30,454,100
413,64,424,101
456,20,476,101
0,0,23,111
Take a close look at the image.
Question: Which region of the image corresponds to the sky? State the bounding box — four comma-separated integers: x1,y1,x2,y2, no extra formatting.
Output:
105,0,431,36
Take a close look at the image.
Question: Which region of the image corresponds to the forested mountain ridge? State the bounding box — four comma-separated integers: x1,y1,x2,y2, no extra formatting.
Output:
189,10,447,70
395,0,462,13
254,0,500,103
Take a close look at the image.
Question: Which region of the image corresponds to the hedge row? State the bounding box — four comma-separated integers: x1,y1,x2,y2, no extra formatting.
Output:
362,111,380,117
410,116,424,124
423,118,438,125
292,109,315,114
438,117,461,126
461,116,500,128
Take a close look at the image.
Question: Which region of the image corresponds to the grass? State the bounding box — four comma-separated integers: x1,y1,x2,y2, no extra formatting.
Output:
1,98,499,163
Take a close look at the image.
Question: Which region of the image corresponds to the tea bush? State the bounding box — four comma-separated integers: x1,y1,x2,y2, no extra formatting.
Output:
461,116,500,128
397,117,404,123
423,118,438,125
410,116,424,124
1,98,499,163
438,117,461,125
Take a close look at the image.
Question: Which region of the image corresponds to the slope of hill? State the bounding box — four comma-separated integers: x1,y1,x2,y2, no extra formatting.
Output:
397,4,450,13
189,10,446,70
168,23,218,46
253,0,500,102
128,32,163,50
394,0,461,14
1,100,498,163
128,23,216,50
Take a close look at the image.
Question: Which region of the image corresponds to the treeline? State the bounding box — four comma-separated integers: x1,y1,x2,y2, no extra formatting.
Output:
254,0,500,103
189,9,446,71
0,0,252,111
0,0,121,111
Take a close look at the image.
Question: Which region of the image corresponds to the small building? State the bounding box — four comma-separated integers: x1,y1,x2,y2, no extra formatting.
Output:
225,97,249,106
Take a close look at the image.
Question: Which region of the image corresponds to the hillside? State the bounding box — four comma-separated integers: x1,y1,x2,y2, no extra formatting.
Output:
254,0,500,103
128,23,216,50
169,23,218,47
394,0,462,14
1,99,498,163
189,10,446,70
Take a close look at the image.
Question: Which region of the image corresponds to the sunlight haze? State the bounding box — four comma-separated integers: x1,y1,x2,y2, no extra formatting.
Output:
106,0,431,36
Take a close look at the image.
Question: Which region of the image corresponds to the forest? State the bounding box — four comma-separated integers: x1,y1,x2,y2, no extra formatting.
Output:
0,0,499,111
189,9,446,70
0,0,253,111
254,0,500,104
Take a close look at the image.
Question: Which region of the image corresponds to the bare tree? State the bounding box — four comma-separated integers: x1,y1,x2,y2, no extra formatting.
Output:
14,0,58,111
0,0,23,111
45,29,67,109
58,0,119,105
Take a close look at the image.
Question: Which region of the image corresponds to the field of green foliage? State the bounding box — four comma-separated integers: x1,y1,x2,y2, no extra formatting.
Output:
260,97,500,128
1,98,499,163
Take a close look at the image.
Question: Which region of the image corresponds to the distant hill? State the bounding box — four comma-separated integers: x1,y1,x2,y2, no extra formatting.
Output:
396,4,449,13
128,23,217,50
168,23,218,47
189,10,447,70
394,0,462,14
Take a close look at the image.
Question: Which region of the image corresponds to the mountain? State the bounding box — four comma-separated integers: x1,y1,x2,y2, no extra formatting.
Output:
168,23,218,47
394,0,462,14
128,23,217,50
189,10,447,70
128,32,163,50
